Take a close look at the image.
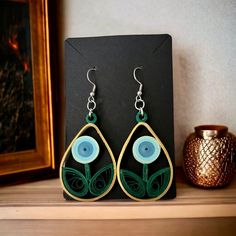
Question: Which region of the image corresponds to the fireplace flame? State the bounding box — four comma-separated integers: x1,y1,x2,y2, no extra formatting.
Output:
8,34,19,51
7,33,30,73
23,61,30,72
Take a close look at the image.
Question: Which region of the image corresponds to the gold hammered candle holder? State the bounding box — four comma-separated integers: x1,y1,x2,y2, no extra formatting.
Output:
183,125,236,188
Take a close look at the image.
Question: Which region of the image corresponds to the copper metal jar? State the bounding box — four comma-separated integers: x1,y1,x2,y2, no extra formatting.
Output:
183,125,236,188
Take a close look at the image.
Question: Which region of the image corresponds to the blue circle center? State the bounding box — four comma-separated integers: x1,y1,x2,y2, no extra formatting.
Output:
77,141,93,157
138,141,155,157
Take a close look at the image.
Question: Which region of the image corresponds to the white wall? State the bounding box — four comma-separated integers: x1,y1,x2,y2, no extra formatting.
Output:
64,0,236,166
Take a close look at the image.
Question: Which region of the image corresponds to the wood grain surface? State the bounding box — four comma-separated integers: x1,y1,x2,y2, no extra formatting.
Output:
0,170,236,235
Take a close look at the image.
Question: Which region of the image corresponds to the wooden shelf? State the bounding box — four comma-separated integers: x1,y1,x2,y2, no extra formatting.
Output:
1,170,236,220
0,170,236,235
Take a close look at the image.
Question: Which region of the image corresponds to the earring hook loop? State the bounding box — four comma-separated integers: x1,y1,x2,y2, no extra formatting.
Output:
87,67,97,94
133,66,146,117
86,67,97,119
133,66,143,93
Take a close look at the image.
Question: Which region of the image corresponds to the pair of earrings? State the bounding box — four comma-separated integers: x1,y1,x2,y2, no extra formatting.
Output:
59,66,174,202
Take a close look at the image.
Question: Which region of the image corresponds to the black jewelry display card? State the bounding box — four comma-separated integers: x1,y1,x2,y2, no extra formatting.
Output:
64,35,176,199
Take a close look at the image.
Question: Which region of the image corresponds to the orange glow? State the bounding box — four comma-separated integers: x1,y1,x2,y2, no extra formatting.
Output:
23,62,30,72
8,35,19,50
8,39,19,50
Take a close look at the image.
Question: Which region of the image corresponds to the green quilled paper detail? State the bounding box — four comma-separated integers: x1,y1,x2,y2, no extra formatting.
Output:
86,113,97,124
62,163,114,198
120,166,170,198
89,164,114,196
120,169,146,198
62,167,89,197
146,167,171,197
136,111,148,123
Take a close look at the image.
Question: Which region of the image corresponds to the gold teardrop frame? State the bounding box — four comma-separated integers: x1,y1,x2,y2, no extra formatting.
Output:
117,122,174,202
60,123,117,202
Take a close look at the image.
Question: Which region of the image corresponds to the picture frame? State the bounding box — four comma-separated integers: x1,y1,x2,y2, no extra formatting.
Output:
0,0,55,179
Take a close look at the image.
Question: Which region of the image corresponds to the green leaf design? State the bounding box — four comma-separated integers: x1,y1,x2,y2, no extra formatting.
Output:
62,167,89,197
146,167,170,197
89,164,114,196
120,169,146,198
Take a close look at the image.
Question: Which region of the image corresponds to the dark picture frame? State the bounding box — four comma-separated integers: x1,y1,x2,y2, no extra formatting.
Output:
0,0,56,179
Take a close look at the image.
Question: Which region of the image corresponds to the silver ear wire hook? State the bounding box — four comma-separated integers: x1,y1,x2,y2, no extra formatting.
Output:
133,66,143,95
86,67,97,117
133,66,145,116
87,67,97,95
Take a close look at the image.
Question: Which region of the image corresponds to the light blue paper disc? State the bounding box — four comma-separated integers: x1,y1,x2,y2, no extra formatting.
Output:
71,136,99,164
132,136,161,164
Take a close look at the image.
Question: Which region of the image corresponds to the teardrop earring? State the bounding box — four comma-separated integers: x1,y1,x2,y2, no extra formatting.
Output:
60,67,116,201
117,66,174,201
